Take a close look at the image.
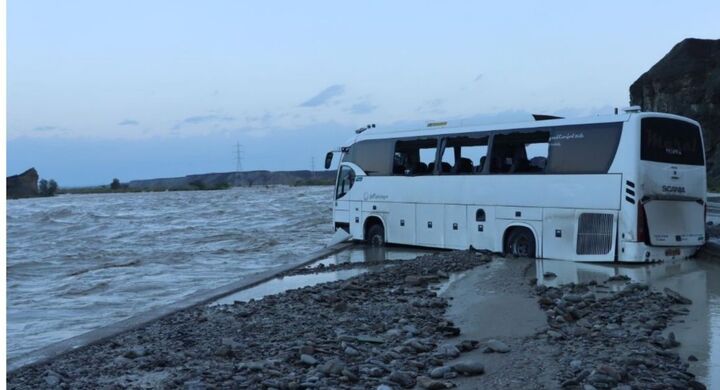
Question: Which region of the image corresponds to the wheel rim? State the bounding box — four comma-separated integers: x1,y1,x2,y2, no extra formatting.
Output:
512,236,531,257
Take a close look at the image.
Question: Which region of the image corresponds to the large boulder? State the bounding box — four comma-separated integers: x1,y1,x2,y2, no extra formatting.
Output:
7,168,40,199
630,38,720,188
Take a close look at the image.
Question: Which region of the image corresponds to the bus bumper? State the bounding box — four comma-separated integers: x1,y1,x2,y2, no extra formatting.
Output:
618,242,701,262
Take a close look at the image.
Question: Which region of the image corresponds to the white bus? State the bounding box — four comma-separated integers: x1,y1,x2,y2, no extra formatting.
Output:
325,109,707,262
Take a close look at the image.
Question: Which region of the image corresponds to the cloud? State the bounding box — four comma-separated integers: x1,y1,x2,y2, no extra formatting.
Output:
118,119,139,126
415,98,445,114
299,84,345,107
173,114,235,130
33,125,64,132
348,101,378,115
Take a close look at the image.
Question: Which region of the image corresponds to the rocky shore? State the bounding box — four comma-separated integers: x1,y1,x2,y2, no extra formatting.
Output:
534,280,705,389
8,250,707,389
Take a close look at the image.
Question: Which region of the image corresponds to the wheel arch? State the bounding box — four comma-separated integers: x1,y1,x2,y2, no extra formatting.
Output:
502,223,541,257
363,215,386,241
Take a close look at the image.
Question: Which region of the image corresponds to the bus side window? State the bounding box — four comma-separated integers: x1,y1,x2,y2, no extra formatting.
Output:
394,139,438,175
336,166,355,199
490,131,549,174
441,135,489,175
476,209,486,222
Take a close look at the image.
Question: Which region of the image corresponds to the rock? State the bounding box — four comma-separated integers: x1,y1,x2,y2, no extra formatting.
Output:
123,346,146,359
344,346,360,356
377,385,393,390
402,324,418,335
456,339,479,352
689,380,707,390
429,366,452,379
7,168,40,199
452,361,485,376
369,367,385,377
688,354,698,361
405,275,423,286
300,354,318,365
630,38,720,188
563,294,583,303
435,343,460,358
543,272,557,278
577,318,592,328
388,370,416,388
44,373,61,386
319,358,345,375
547,330,564,339
583,384,597,390
357,335,385,344
664,288,693,304
417,375,451,389
214,344,233,358
184,379,207,390
239,361,265,371
483,339,510,353
570,359,582,370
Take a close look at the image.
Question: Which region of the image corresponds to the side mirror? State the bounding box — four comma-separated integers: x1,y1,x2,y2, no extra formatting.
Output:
324,152,334,169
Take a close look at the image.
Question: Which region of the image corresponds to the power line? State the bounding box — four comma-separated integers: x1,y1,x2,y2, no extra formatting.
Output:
234,142,244,187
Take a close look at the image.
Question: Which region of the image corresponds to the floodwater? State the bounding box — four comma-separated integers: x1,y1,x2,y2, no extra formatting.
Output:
536,257,720,388
6,186,334,359
213,245,434,305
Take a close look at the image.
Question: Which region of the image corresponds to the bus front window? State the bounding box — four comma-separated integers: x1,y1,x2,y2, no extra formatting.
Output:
336,166,355,199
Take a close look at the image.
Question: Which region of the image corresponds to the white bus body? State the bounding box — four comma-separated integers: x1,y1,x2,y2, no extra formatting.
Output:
328,111,707,262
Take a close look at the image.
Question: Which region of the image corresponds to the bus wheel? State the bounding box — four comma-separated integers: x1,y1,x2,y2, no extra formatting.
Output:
366,224,385,246
504,228,536,258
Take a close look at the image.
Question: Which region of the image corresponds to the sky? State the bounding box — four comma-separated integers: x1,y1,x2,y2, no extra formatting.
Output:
7,1,720,186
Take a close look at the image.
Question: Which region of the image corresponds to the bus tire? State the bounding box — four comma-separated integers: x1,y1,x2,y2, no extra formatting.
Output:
504,228,536,258
366,223,385,246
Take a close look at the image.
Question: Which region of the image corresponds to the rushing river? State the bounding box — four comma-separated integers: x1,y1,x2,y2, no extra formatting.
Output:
6,186,334,359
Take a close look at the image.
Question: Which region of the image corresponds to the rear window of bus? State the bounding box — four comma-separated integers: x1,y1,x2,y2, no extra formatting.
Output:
641,118,704,166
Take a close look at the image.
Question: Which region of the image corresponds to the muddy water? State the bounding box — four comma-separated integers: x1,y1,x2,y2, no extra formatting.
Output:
536,257,720,388
7,186,334,359
213,245,435,305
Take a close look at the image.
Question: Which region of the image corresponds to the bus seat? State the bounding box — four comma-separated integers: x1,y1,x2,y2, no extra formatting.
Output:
457,158,474,173
428,162,436,173
441,162,452,173
529,156,547,172
477,156,486,172
416,162,428,174
510,158,530,173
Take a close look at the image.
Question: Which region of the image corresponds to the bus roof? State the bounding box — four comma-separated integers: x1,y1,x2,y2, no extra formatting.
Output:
344,111,698,146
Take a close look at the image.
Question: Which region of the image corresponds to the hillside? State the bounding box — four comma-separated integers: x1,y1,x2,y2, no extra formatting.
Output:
126,170,336,191
630,38,720,189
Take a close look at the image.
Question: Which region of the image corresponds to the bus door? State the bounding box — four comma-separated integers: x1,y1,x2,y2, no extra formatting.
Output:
334,163,355,228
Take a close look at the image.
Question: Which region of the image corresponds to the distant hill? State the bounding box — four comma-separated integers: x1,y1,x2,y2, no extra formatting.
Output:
630,38,720,189
126,170,336,191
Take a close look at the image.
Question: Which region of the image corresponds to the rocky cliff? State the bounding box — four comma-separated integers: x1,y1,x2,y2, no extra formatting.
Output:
7,168,39,199
630,38,720,188
127,170,336,190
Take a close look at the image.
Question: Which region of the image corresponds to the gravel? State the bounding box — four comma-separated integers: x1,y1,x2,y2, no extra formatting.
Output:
8,251,491,389
7,249,708,389
534,278,705,389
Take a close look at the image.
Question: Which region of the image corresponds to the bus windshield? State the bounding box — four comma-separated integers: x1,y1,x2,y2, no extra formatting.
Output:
641,118,704,166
